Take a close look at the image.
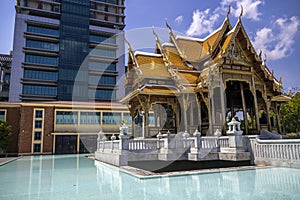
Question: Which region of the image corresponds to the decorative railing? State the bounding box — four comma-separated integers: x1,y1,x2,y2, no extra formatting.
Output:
252,138,300,161
129,139,162,152
201,137,219,149
219,136,229,148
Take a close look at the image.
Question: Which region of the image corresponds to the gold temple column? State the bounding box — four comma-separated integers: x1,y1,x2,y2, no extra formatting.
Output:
196,96,202,132
251,76,260,132
190,103,194,127
240,82,248,134
264,93,272,131
143,107,150,138
183,94,188,131
275,102,282,133
220,76,226,133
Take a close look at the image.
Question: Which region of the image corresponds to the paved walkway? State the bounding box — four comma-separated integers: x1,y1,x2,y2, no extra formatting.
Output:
0,157,19,166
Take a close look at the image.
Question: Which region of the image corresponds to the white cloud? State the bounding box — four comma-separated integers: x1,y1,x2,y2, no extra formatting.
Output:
220,0,264,21
186,9,219,36
175,15,183,25
253,16,300,60
186,0,263,37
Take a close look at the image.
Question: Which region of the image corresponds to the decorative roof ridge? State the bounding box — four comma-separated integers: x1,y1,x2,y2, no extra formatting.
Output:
161,42,175,47
134,51,162,58
175,35,205,42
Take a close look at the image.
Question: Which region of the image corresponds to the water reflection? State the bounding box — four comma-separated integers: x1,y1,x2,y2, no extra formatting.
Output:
0,155,299,200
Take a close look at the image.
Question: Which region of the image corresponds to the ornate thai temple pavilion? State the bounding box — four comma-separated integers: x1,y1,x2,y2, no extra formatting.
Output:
121,14,289,138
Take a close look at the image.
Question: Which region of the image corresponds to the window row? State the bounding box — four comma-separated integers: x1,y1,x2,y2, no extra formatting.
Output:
89,34,116,44
23,85,57,96
89,61,116,71
55,111,132,125
89,89,116,99
26,39,59,51
90,75,116,85
24,69,58,81
25,54,58,66
56,111,78,124
89,48,116,58
27,25,59,37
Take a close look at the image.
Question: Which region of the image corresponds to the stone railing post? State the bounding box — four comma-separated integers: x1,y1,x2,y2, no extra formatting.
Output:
182,130,190,149
193,129,201,149
119,122,130,150
156,131,163,149
111,134,116,152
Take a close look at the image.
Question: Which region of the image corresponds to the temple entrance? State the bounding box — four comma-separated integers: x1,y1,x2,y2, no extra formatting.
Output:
133,103,177,138
225,81,257,134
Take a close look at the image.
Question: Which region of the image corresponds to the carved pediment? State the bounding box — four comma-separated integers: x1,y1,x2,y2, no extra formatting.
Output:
226,40,251,65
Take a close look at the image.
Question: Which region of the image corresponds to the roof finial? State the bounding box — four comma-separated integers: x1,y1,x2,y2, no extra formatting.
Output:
124,36,133,52
152,26,157,38
165,18,172,30
263,53,267,65
239,4,243,19
259,50,262,60
279,76,282,84
227,5,231,18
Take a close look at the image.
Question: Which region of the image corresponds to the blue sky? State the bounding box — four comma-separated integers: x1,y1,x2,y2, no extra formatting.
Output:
1,0,299,90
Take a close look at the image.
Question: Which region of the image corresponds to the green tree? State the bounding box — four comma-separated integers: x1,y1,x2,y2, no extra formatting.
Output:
280,92,300,133
0,120,12,155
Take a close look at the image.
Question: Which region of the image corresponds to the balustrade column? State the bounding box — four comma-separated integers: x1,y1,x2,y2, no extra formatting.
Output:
251,76,260,132
240,82,248,134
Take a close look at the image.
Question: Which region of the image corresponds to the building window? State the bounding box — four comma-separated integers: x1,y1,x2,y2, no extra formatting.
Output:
35,110,43,118
149,113,155,125
102,112,121,124
35,120,42,128
80,112,100,124
25,54,58,66
56,111,78,124
89,34,116,44
27,25,59,37
108,0,117,4
26,40,59,51
24,69,58,81
123,113,132,124
0,111,6,120
88,61,116,71
23,85,57,96
90,75,116,85
34,131,42,141
89,89,116,100
33,144,41,153
89,48,116,58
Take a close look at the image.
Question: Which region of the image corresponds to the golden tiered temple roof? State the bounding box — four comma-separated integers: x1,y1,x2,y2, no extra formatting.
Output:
122,15,283,103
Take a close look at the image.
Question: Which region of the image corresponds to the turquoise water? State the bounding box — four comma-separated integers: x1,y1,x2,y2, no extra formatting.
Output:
0,155,300,200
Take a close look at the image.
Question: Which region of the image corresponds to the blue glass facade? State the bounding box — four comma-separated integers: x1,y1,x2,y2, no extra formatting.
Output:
23,85,57,96
26,40,59,51
90,75,116,85
89,35,116,44
27,25,59,37
24,70,58,81
88,61,116,71
89,48,116,58
25,54,58,65
58,0,90,101
89,89,116,100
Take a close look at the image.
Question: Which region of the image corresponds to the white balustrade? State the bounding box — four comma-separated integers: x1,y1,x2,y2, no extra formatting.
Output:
251,138,300,163
201,137,218,149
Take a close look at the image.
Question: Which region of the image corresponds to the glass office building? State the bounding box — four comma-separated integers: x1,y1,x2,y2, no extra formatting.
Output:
10,0,125,102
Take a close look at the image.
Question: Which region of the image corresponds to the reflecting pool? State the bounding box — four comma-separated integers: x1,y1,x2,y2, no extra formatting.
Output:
0,155,299,199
